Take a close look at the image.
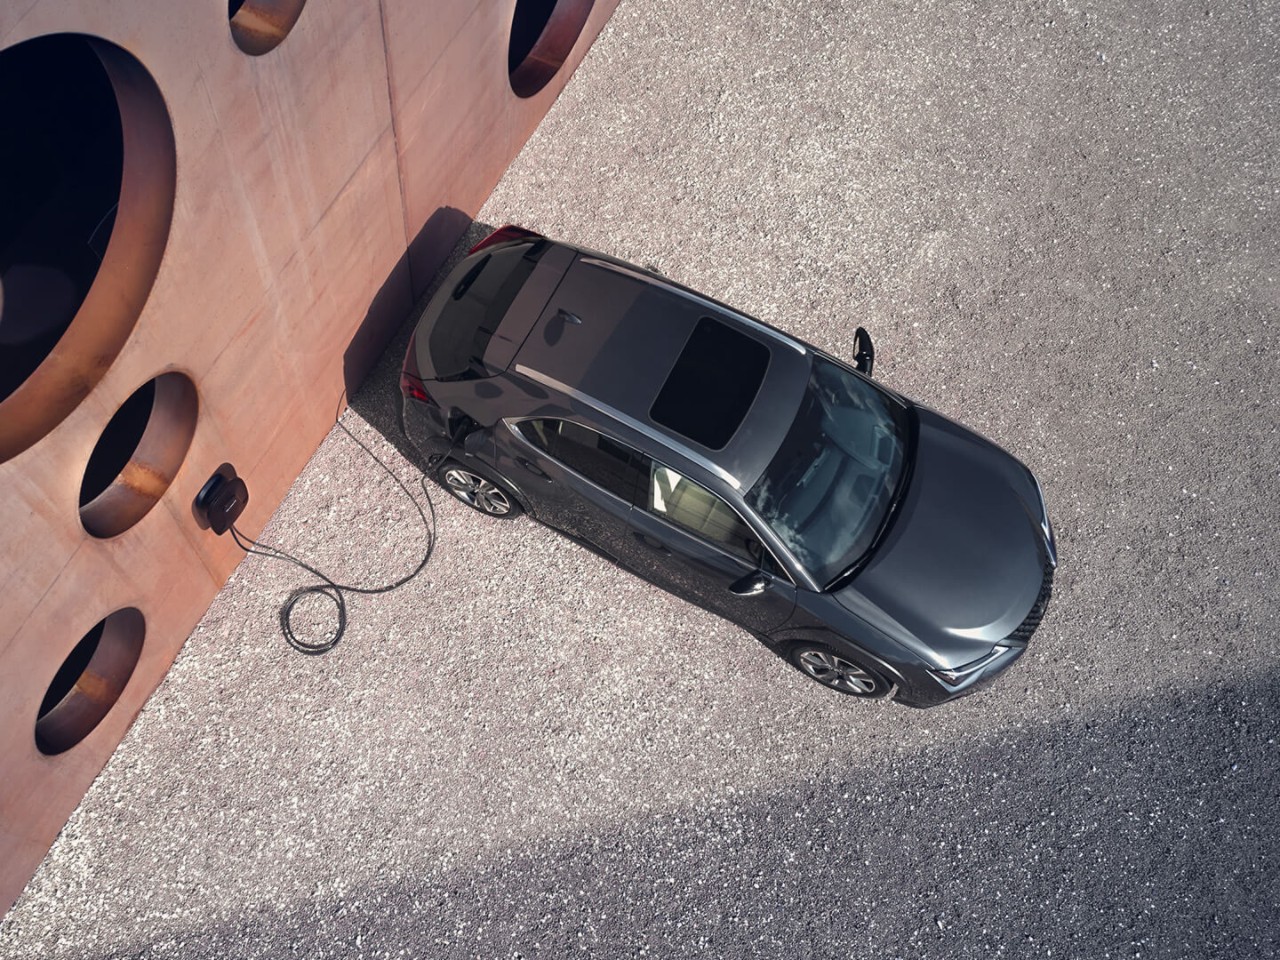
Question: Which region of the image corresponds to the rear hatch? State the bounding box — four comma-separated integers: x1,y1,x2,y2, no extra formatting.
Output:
410,238,573,381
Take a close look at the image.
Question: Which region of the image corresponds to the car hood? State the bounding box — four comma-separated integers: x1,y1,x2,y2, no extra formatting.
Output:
834,407,1049,670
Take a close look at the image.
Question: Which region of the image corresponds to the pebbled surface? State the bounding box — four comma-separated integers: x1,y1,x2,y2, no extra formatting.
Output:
3,1,1278,957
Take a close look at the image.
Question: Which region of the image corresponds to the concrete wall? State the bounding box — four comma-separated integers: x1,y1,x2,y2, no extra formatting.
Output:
0,0,617,915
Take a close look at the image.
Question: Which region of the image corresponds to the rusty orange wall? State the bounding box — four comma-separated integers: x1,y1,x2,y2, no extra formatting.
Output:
0,0,618,916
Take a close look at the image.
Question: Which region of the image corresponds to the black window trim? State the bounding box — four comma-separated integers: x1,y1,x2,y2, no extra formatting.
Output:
504,417,645,509
513,363,744,490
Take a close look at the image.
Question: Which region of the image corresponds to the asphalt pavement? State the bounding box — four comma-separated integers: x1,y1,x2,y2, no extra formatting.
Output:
3,1,1278,957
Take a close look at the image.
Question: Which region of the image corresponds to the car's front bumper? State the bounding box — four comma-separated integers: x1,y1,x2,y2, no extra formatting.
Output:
893,641,1029,707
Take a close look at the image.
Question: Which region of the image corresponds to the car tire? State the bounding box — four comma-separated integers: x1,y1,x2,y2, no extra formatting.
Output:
437,460,523,519
786,642,890,698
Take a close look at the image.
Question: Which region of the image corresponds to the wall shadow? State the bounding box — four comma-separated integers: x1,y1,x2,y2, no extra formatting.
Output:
342,210,495,473
91,671,1278,959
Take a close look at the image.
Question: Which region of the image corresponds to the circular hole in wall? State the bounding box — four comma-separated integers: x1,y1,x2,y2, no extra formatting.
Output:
79,373,198,539
36,608,144,756
0,35,176,463
229,0,309,56
508,0,595,98
0,35,121,403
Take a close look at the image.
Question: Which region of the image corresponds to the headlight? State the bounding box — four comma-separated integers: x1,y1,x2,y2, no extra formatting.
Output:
1028,470,1057,568
932,646,1012,686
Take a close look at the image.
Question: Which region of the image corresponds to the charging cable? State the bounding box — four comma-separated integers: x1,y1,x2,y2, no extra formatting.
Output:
228,418,437,655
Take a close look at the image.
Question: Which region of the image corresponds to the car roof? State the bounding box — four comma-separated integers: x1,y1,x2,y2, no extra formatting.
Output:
511,250,812,492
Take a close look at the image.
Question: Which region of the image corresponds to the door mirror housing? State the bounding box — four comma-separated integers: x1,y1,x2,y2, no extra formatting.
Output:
853,326,875,376
729,571,769,597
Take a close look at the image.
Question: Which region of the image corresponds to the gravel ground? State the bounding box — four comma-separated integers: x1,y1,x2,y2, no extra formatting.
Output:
4,1,1279,957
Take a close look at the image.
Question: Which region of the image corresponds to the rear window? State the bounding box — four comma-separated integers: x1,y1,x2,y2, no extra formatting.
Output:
516,418,647,502
649,316,770,449
423,241,546,381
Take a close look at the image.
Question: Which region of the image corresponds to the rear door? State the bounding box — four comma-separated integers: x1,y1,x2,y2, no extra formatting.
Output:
493,418,647,561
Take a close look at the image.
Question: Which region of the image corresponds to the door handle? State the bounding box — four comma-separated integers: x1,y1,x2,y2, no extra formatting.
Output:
729,571,769,597
516,457,549,479
631,531,670,554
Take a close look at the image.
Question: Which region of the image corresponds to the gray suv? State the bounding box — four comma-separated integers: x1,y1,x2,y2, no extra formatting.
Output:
400,226,1056,707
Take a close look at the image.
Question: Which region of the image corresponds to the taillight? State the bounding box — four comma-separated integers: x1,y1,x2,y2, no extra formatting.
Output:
468,224,543,255
400,370,433,404
400,333,433,403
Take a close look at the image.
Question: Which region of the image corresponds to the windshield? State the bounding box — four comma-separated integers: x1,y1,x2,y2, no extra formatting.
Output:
745,355,909,587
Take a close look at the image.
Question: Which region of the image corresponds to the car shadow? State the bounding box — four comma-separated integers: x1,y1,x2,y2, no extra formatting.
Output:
341,210,497,474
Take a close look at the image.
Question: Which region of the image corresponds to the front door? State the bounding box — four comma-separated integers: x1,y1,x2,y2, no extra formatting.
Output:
619,462,796,634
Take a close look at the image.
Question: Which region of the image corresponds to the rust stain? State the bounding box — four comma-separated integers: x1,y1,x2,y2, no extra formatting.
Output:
73,671,118,707
118,460,168,501
230,2,298,54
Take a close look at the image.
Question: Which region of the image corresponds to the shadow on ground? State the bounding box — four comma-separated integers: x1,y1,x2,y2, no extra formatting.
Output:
97,672,1277,960
346,218,497,474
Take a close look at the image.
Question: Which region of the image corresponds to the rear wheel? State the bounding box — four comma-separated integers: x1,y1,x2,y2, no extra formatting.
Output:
787,642,889,697
437,461,522,519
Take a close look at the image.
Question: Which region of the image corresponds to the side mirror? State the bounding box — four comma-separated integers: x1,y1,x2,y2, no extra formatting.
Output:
853,326,875,376
729,571,769,597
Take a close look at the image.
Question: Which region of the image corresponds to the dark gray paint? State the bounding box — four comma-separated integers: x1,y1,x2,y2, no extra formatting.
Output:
514,254,811,491
838,408,1048,670
403,238,1055,706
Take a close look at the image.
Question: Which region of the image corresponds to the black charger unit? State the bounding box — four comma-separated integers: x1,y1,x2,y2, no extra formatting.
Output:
194,463,249,535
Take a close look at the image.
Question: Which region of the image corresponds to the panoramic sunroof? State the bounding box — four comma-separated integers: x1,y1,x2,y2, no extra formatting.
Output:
650,316,770,449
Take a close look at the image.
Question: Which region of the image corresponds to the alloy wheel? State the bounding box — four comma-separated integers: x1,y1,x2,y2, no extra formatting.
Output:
443,467,513,516
796,648,879,694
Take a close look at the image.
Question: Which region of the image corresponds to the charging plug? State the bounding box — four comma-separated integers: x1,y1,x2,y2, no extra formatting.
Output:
194,463,249,534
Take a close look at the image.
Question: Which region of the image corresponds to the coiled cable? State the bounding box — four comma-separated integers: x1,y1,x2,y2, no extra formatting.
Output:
229,418,437,655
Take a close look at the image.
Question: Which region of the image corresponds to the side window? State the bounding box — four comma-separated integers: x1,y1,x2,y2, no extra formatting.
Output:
645,462,783,574
516,419,647,503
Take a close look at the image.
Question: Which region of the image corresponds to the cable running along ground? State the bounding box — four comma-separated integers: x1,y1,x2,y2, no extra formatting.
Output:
230,418,437,654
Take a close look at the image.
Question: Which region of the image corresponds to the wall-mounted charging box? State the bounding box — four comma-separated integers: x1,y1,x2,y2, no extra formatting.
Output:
193,463,248,535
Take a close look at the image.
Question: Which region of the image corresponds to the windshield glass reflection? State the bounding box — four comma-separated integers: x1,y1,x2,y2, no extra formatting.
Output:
746,356,909,587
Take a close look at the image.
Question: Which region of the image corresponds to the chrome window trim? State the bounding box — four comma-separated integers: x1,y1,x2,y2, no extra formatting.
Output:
504,415,797,587
578,257,808,356
513,364,743,490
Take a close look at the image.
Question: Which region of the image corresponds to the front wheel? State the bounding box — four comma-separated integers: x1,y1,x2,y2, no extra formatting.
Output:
437,461,523,519
787,642,890,698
